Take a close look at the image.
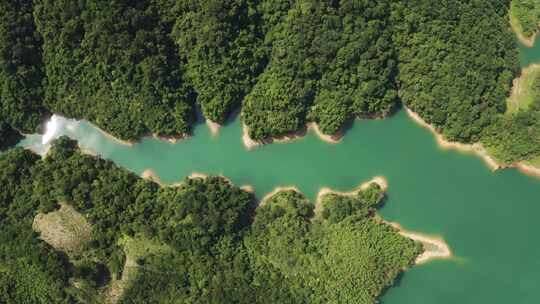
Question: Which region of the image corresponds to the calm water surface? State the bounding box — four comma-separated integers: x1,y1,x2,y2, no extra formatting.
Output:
18,35,540,303
519,34,540,68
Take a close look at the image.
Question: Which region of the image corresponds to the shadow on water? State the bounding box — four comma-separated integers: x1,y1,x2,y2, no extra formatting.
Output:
378,271,406,303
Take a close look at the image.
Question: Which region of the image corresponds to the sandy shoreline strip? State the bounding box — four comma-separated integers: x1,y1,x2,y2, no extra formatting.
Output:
240,185,255,193
510,14,538,47
88,121,189,146
517,163,540,179
141,170,257,191
141,169,163,184
316,176,388,205
404,107,501,171
314,177,387,218
242,123,262,150
259,186,302,206
188,172,208,179
515,29,537,48
406,106,540,179
242,122,342,150
88,122,135,147
386,221,452,265
206,119,221,136
141,170,210,186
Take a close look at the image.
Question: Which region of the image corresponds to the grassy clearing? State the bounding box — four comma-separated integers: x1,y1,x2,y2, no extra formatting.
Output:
506,65,540,115
33,202,92,257
119,235,172,264
102,235,171,304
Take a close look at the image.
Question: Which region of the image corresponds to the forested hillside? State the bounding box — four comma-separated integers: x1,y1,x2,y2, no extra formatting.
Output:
0,0,48,133
34,0,195,140
394,0,518,143
0,120,21,150
0,139,420,303
170,0,267,124
0,0,537,164
242,0,398,139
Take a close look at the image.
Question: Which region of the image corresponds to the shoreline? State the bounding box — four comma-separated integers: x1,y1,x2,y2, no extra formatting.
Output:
314,176,388,219
517,163,540,179
88,122,135,147
259,186,302,205
206,119,221,136
140,170,257,191
88,121,190,146
510,14,538,47
242,122,342,150
516,29,537,48
155,133,188,144
315,176,388,205
386,221,452,265
141,169,163,184
404,107,501,171
307,123,343,144
405,104,540,179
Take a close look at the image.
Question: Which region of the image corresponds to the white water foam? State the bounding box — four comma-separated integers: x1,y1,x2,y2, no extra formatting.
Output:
42,115,62,145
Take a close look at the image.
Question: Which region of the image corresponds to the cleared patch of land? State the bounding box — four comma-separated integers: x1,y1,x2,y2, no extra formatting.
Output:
33,202,92,257
103,235,171,304
506,64,540,115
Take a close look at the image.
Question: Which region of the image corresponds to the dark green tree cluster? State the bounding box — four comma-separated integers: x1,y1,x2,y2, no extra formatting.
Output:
394,0,518,143
0,148,72,303
0,0,48,133
170,0,267,124
511,0,540,37
33,0,195,140
0,120,22,150
242,0,398,139
0,138,420,303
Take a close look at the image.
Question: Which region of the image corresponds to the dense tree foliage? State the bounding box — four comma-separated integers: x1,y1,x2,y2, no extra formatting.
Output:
0,139,419,303
0,0,48,133
33,0,195,140
0,120,22,150
170,0,267,124
0,0,537,162
394,0,518,143
0,148,73,303
510,0,540,38
244,188,420,303
242,0,398,139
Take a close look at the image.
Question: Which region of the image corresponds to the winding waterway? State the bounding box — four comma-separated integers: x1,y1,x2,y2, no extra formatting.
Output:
18,36,540,303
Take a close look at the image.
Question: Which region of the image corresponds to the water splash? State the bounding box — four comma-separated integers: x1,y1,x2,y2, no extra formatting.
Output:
42,115,61,145
19,115,84,155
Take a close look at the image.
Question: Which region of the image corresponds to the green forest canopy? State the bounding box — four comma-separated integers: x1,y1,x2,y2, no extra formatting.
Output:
0,138,420,303
0,0,537,163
